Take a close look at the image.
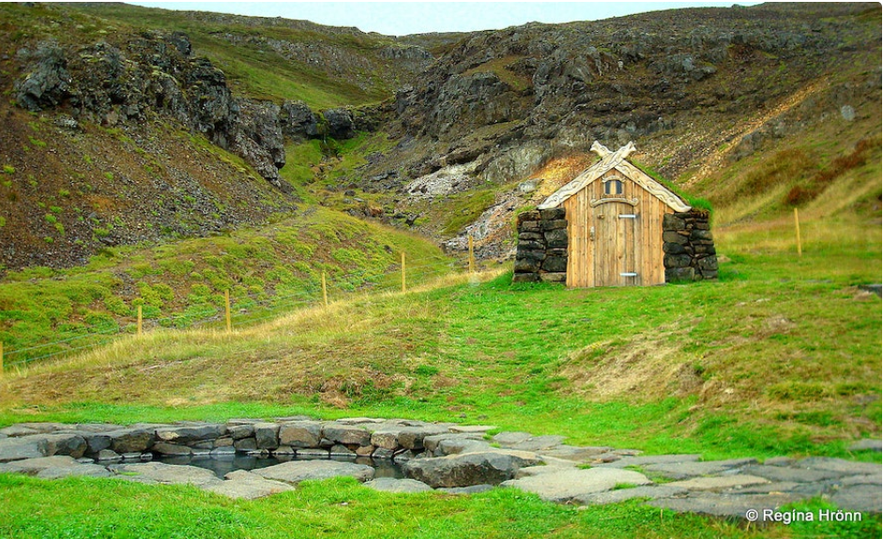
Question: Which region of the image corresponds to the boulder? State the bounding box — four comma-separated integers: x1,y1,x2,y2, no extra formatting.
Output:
322,424,371,447
155,424,226,445
106,428,154,454
403,450,540,488
397,426,450,451
279,421,322,448
253,423,280,449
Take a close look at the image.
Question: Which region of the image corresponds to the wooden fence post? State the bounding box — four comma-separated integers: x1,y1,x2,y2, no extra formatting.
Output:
225,289,232,333
137,305,143,336
322,271,328,307
0,341,4,377
794,208,802,257
401,252,406,293
468,235,475,274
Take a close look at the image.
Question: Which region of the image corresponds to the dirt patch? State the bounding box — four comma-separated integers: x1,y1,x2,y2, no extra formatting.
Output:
557,325,707,402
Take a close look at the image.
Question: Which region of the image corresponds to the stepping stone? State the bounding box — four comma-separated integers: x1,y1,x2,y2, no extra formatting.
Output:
0,437,48,462
799,457,881,476
363,477,433,493
540,445,613,462
511,435,566,452
253,460,374,485
742,464,843,483
649,492,806,519
492,432,533,446
595,454,701,469
645,458,757,480
0,456,81,475
109,462,220,487
37,463,111,479
667,474,769,491
202,470,293,500
576,484,688,505
828,484,883,513
501,467,651,503
449,425,497,434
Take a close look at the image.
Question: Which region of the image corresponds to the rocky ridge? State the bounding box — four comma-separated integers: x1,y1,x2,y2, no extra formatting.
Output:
0,418,879,518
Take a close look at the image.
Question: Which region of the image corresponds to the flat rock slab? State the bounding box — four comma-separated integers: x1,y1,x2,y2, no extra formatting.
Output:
511,435,566,452
828,484,883,513
848,439,882,452
501,467,652,503
492,432,533,446
253,460,374,485
645,458,757,480
742,464,844,483
449,425,497,434
110,462,219,486
540,445,614,462
595,454,702,469
0,455,109,478
0,436,47,462
650,493,806,519
667,474,769,491
799,457,881,476
363,477,433,493
576,485,689,505
202,470,294,500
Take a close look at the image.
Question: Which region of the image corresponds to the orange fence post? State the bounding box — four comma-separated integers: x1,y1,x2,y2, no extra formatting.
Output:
225,290,232,333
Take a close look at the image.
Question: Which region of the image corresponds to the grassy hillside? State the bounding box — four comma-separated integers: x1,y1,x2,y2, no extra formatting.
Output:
0,206,453,368
2,222,879,458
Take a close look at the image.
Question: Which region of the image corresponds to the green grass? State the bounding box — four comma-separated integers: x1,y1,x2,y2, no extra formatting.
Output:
0,206,454,367
0,474,792,539
2,221,878,460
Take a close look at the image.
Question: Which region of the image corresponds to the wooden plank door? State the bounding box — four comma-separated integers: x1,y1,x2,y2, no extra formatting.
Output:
594,202,637,286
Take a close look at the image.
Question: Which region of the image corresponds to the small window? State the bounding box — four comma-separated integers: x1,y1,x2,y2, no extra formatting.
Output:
604,179,623,196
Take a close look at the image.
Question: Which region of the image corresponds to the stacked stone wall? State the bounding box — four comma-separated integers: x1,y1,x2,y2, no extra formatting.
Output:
512,208,568,283
662,210,718,282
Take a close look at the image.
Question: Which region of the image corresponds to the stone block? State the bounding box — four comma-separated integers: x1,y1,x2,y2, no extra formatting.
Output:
544,228,568,248
234,438,257,452
322,424,371,446
662,214,686,230
541,256,567,273
514,258,541,273
662,231,689,244
539,208,565,221
539,272,567,283
512,273,540,283
666,267,695,283
664,254,692,268
254,423,280,450
697,256,718,271
690,229,714,241
279,422,322,448
518,249,546,261
517,210,541,224
518,232,543,241
519,221,540,231
663,242,686,255
227,424,255,440
541,219,568,231
517,240,545,251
